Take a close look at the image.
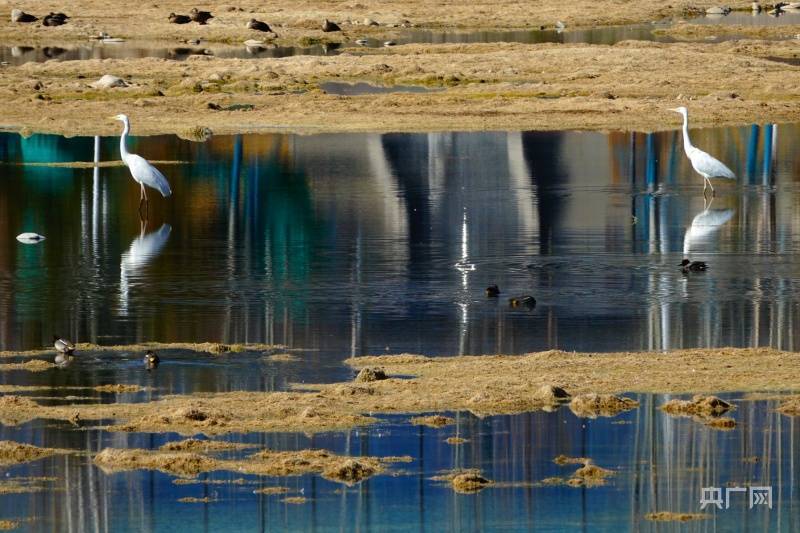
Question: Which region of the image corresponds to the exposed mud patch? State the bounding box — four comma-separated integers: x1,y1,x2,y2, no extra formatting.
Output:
0,360,53,372
264,353,300,362
662,395,736,429
94,384,145,393
410,415,455,428
4,41,800,137
0,348,794,435
432,469,493,493
159,439,255,453
552,456,614,487
0,477,55,494
178,497,217,503
0,440,66,466
355,367,388,383
94,449,219,477
254,486,290,495
661,395,733,417
569,394,639,418
645,512,709,522
777,396,800,416
94,447,384,484
281,496,308,504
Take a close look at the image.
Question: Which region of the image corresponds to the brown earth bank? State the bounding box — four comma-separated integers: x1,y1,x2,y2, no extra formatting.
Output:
0,40,799,137
0,1,754,46
0,348,796,435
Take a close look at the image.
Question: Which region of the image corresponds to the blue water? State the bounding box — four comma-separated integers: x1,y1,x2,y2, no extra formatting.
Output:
0,394,792,531
1,123,799,530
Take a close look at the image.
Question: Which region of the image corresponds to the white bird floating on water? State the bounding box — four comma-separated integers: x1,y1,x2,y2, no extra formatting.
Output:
16,232,45,244
555,21,566,32
670,106,736,197
111,114,172,214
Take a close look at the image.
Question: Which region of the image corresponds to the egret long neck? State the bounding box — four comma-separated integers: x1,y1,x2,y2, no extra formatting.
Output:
680,112,694,154
119,119,131,161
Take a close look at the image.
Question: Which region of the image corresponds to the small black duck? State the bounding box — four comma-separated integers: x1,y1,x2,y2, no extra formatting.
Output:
322,19,341,32
247,18,272,32
680,259,707,273
169,13,191,24
190,8,213,24
11,10,38,23
486,285,500,297
509,295,536,308
43,12,69,27
144,350,160,370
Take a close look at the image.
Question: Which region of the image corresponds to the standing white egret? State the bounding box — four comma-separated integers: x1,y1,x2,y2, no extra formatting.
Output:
111,114,172,214
670,106,736,197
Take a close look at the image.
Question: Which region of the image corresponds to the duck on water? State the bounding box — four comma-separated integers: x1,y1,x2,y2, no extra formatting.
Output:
680,259,708,273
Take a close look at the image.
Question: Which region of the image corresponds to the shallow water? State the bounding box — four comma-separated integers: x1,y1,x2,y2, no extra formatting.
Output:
1,122,800,529
1,123,798,357
3,12,800,66
0,394,794,531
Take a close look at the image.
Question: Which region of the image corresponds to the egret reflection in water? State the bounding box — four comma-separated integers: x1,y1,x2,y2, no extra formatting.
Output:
683,198,735,255
119,222,171,314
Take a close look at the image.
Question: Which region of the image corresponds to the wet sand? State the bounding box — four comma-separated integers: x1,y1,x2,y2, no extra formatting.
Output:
0,348,796,435
0,39,799,137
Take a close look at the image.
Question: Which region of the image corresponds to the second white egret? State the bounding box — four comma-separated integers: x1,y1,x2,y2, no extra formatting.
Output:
670,106,736,196
111,114,172,213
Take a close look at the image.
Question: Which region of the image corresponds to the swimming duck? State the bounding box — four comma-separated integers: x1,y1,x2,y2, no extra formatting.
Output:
190,8,213,24
53,335,75,354
355,38,369,46
322,19,341,32
144,350,160,370
247,19,272,32
680,259,707,273
43,12,69,26
169,13,191,24
509,295,536,308
486,285,500,297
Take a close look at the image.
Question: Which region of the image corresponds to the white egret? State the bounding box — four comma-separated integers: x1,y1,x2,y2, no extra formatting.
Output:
670,106,736,197
111,114,172,214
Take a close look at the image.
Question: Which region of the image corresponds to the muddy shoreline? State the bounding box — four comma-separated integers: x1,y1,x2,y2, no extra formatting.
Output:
0,348,797,435
0,1,753,46
0,39,799,137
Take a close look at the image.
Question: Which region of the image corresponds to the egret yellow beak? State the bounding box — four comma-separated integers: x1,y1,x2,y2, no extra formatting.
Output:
668,108,680,113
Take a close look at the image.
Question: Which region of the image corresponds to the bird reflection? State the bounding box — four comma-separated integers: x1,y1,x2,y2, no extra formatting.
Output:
683,198,735,256
119,221,171,314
